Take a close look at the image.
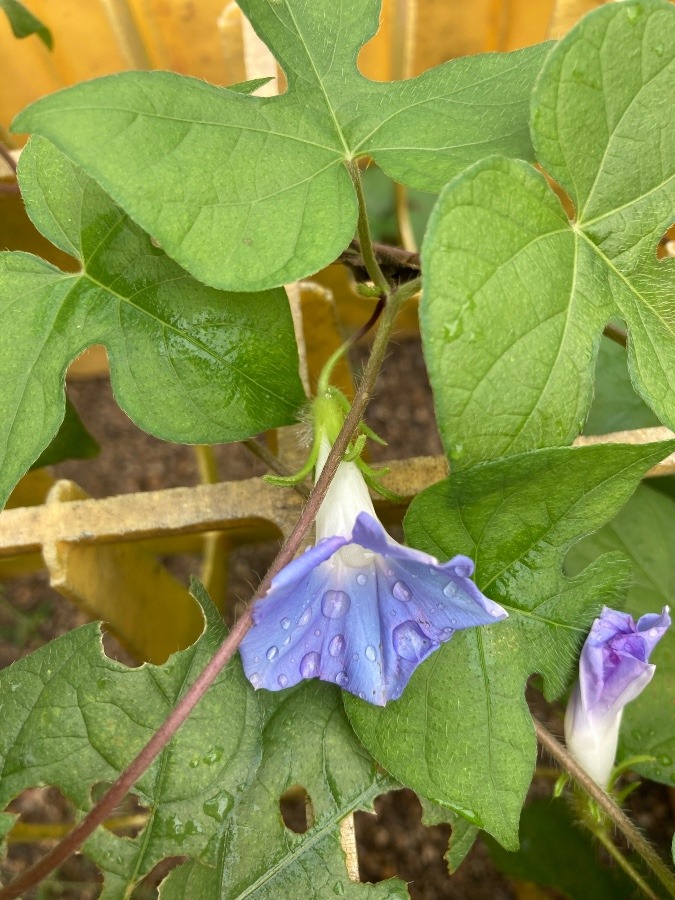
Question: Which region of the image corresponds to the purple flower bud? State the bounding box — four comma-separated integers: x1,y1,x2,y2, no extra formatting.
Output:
564,605,671,786
240,445,507,705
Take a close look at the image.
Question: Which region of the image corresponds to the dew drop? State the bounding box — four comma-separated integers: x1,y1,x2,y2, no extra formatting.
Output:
298,607,312,627
393,580,412,602
329,634,346,657
250,672,260,686
356,574,367,585
300,651,321,678
657,754,672,766
253,655,260,663
359,692,366,699
322,590,351,618
280,617,291,630
283,636,291,646
266,646,279,661
365,645,377,662
443,581,458,598
336,671,349,686
353,653,359,661
453,561,473,578
392,621,431,661
278,673,289,688
314,628,322,637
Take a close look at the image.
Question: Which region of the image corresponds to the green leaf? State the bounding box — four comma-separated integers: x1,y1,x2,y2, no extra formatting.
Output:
584,337,661,436
159,683,407,900
0,136,304,508
421,0,674,468
11,1,550,292
345,441,674,848
0,0,52,48
566,484,675,787
484,799,634,899
30,397,99,469
0,582,262,897
418,797,478,873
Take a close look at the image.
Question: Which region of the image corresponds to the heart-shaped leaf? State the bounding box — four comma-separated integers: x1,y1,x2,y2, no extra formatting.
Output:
12,0,550,291
421,0,674,468
0,136,304,508
345,440,673,848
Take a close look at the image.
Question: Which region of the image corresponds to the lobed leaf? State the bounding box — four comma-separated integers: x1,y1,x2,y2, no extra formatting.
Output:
12,0,550,292
567,483,675,787
421,0,675,468
159,683,407,900
0,136,305,508
0,583,262,897
345,440,674,847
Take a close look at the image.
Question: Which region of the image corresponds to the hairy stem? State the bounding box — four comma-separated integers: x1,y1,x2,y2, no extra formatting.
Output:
591,823,659,900
603,322,628,348
243,438,310,500
346,161,391,295
534,718,675,897
0,272,421,900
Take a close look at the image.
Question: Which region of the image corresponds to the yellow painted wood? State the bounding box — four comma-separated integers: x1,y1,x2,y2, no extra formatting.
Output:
42,480,206,663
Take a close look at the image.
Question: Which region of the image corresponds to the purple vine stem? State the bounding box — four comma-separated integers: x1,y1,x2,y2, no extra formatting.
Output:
0,272,420,900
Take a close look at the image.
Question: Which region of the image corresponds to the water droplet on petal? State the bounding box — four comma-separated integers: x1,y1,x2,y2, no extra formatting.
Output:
281,617,291,630
365,645,377,662
393,580,412,602
392,621,431,661
300,651,321,678
443,581,458,598
352,652,359,661
322,590,351,618
453,562,473,578
314,628,321,636
298,607,312,627
329,634,345,657
253,655,260,663
283,636,291,646
266,646,278,661
250,672,260,686
278,673,288,688
356,574,367,585
336,671,348,686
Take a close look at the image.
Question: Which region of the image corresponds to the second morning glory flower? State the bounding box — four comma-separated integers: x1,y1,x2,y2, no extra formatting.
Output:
240,434,507,706
564,605,671,786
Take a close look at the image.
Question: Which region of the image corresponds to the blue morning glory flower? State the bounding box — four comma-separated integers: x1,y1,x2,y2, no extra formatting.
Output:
240,440,507,706
564,605,671,786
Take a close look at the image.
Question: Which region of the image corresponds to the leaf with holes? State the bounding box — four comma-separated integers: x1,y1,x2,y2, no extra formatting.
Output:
12,0,550,292
345,440,674,848
159,682,407,900
421,0,674,468
0,136,304,508
566,483,675,788
0,583,262,897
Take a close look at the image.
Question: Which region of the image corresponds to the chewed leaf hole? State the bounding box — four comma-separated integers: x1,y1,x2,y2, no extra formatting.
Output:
279,785,313,834
355,789,452,891
90,782,150,838
657,224,675,260
2,786,102,892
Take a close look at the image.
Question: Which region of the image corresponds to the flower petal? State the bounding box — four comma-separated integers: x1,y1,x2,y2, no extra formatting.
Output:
239,512,507,705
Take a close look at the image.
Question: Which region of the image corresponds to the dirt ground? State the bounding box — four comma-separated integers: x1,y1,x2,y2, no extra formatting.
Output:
1,336,673,898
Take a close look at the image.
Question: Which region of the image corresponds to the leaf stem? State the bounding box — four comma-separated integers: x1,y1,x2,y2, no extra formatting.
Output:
244,438,310,499
346,161,391,295
0,143,17,175
0,274,420,900
533,717,675,898
603,322,627,348
591,822,659,900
